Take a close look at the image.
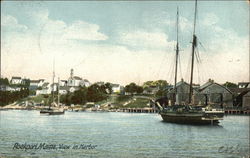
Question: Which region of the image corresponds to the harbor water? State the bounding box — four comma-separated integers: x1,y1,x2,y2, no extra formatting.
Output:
0,110,249,158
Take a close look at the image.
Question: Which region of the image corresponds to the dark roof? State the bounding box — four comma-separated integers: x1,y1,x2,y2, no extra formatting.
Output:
73,76,82,80
30,80,40,83
200,82,233,94
42,82,49,87
229,88,250,94
111,84,120,87
11,76,21,79
244,91,250,97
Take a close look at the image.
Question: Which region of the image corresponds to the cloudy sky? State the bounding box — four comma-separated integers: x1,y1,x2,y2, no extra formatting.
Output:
1,1,249,85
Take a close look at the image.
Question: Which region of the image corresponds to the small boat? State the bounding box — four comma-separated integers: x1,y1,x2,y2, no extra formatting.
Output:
40,60,64,115
40,103,65,115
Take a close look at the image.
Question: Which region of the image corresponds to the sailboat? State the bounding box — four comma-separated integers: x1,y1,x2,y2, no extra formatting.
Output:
40,61,64,115
156,0,224,125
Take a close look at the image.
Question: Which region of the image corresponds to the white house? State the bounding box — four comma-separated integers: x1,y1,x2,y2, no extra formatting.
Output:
67,69,91,87
30,79,45,87
111,84,124,94
68,76,82,87
10,77,22,85
1,85,21,92
59,86,69,95
60,80,68,87
36,82,52,95
81,79,91,87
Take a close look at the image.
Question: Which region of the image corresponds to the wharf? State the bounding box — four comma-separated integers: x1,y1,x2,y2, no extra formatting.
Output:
224,109,250,115
120,108,158,113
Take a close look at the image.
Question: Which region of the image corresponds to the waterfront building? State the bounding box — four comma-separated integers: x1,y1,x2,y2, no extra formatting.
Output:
242,91,250,108
198,79,233,107
10,76,22,85
167,79,198,105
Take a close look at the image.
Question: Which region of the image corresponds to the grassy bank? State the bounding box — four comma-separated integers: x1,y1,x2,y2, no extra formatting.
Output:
14,94,152,110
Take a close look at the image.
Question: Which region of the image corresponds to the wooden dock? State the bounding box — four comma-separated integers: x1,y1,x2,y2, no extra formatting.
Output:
224,109,250,115
120,108,158,113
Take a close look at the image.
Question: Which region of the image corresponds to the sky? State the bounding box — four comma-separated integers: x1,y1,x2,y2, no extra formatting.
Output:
1,1,249,86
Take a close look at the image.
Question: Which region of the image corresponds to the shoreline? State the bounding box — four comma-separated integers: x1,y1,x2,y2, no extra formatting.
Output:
0,105,250,115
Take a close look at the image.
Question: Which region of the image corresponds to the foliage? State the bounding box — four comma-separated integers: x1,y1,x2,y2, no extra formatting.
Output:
124,83,143,94
104,82,113,94
143,80,168,89
71,87,87,105
60,84,108,105
86,84,108,102
155,89,168,97
0,88,29,106
223,82,237,88
0,78,9,85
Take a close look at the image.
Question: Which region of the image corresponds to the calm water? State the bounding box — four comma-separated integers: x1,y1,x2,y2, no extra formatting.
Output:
0,110,249,158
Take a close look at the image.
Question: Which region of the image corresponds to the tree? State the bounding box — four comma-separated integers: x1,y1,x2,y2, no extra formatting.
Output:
223,82,237,88
0,78,9,85
125,83,142,95
86,84,107,102
136,86,143,94
71,87,87,105
104,82,112,94
143,80,168,89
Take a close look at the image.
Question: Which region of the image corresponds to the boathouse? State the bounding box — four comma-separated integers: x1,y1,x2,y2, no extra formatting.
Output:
167,79,197,105
243,91,250,108
197,80,233,107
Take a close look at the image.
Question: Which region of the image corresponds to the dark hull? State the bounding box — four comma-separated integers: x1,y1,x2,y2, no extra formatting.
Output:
40,109,65,115
160,113,219,125
48,111,65,115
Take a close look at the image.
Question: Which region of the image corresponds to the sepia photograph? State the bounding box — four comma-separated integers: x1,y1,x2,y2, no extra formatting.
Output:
0,0,249,157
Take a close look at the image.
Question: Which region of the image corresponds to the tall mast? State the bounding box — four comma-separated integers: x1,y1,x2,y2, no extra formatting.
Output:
58,77,60,106
189,0,198,104
174,7,179,104
52,58,55,103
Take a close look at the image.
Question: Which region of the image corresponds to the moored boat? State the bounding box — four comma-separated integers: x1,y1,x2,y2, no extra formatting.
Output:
156,0,224,125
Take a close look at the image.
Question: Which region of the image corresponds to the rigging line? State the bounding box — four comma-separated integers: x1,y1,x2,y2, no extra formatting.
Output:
185,52,192,82
166,53,175,81
170,60,176,85
156,52,168,78
196,57,201,84
166,52,175,84
178,51,183,80
195,48,200,64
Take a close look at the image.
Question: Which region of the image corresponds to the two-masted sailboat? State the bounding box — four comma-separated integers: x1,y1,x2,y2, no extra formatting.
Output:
156,0,224,125
40,60,64,115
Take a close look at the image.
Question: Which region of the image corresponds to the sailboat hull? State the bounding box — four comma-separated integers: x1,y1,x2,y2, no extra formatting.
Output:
160,112,221,125
40,108,65,115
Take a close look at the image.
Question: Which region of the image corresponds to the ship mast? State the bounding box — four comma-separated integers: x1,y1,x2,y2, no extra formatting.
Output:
58,77,60,106
189,0,198,104
174,7,179,105
52,58,55,104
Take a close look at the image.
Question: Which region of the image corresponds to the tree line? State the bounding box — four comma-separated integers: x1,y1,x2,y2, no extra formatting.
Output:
60,83,112,105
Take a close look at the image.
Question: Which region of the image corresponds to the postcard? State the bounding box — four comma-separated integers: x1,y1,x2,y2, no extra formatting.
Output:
0,0,249,157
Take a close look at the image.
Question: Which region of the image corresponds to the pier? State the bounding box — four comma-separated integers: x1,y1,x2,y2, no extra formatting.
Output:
120,108,158,113
224,109,250,115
